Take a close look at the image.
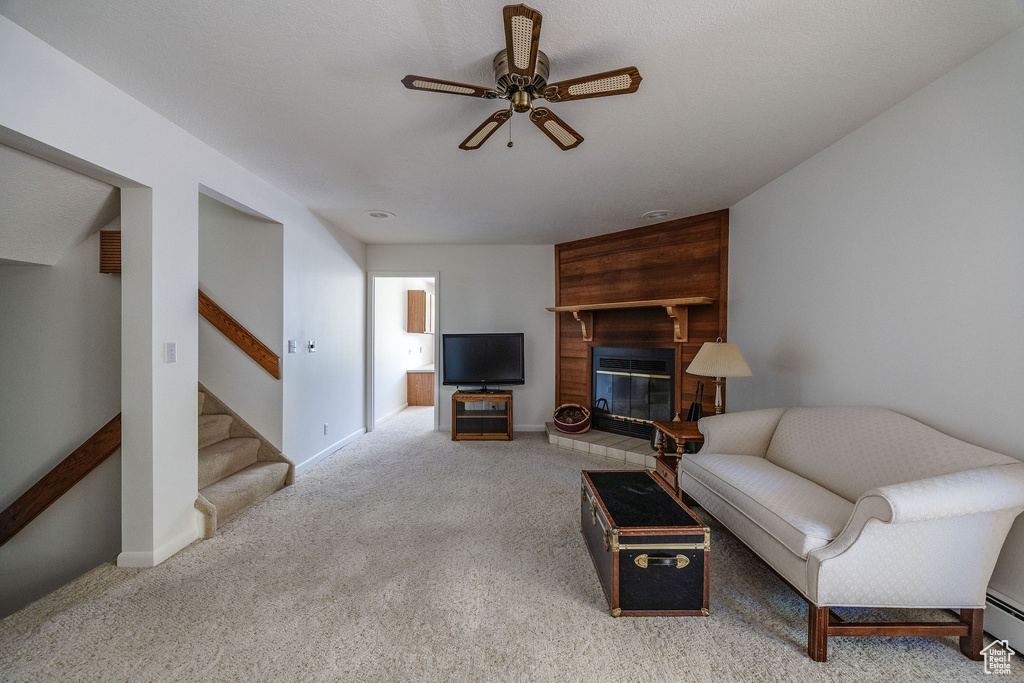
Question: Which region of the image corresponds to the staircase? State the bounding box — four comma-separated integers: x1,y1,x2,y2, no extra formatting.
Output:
195,385,293,538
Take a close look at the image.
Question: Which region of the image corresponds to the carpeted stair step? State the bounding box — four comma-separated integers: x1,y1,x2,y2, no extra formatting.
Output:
197,391,206,416
198,414,232,449
200,462,290,527
199,437,259,489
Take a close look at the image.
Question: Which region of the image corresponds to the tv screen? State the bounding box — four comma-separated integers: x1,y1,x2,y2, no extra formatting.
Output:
442,333,525,387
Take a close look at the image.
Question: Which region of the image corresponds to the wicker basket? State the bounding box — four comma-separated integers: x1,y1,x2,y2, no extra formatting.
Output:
553,403,592,434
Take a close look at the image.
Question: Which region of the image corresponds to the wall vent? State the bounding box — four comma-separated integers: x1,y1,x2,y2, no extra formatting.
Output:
99,231,120,274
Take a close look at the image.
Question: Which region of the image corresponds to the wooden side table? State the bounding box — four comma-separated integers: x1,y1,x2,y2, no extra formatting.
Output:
652,421,704,496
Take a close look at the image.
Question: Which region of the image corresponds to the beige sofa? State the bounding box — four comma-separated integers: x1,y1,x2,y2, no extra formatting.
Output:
678,406,1024,661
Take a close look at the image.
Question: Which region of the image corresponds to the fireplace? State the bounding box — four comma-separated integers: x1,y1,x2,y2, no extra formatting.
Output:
592,347,675,439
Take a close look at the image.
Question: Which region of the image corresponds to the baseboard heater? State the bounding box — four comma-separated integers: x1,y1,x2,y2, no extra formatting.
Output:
986,589,1024,651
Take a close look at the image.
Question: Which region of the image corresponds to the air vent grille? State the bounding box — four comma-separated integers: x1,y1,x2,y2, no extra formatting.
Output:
598,357,670,373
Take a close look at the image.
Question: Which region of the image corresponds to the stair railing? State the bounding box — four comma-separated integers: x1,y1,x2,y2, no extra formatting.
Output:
198,290,281,379
0,413,122,548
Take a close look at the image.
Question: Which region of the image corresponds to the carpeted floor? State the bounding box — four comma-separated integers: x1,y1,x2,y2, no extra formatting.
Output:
1,407,1019,682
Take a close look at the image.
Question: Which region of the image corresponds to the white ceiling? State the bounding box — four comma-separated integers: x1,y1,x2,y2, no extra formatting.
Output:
0,144,119,266
2,1,1021,245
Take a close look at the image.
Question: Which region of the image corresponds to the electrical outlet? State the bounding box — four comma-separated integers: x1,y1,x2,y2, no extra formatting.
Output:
164,342,177,363
323,423,329,435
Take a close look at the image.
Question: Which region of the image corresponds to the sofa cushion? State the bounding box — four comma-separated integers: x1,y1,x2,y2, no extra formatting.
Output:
680,453,854,558
764,406,1017,502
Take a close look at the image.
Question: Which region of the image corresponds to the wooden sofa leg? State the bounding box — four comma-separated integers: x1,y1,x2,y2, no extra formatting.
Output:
808,604,829,662
959,608,983,661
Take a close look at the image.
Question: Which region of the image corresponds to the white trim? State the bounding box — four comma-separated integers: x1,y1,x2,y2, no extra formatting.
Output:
116,526,198,567
375,403,409,425
293,427,365,475
987,588,1024,652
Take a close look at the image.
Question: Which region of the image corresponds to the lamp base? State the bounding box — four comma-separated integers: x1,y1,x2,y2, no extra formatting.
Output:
713,377,725,414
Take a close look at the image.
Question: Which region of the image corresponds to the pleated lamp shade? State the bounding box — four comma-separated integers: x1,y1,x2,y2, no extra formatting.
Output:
686,340,752,378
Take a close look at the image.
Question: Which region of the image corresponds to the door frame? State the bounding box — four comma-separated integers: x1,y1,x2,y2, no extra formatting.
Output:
365,271,440,433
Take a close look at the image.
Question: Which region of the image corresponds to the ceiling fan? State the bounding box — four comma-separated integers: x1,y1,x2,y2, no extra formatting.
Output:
401,4,642,151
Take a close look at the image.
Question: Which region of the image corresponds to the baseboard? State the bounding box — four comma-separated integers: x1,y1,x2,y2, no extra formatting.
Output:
117,526,198,568
986,589,1024,651
375,403,408,426
294,428,365,475
116,550,152,568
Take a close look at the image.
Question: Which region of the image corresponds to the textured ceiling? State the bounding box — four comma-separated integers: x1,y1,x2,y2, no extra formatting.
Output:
0,144,119,266
2,1,1021,245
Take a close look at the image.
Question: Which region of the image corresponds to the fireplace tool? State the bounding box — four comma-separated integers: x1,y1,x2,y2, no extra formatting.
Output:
686,381,704,422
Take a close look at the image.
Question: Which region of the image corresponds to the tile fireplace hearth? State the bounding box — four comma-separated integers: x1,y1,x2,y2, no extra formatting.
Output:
544,423,657,470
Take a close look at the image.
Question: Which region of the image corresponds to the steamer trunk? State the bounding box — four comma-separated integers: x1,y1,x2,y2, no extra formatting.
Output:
581,470,710,617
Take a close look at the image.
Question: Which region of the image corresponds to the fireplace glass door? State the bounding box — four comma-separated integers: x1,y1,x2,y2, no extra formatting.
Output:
592,347,674,438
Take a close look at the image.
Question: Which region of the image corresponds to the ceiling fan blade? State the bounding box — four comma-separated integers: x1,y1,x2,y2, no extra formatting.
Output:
528,108,583,150
542,67,643,102
502,4,543,86
459,110,512,150
402,75,499,99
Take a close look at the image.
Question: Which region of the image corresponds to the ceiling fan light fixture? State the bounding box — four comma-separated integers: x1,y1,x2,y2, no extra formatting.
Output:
403,4,642,151
511,90,532,113
641,210,675,221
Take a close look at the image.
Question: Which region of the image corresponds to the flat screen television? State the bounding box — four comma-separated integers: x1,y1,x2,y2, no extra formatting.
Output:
442,333,525,388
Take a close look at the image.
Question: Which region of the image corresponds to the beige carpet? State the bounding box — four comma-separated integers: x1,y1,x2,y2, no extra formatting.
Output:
1,407,1019,682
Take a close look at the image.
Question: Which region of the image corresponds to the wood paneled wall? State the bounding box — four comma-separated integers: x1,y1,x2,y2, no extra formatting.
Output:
554,209,729,418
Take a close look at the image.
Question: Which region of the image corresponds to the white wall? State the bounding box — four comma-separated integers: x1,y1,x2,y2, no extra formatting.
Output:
367,246,555,431
0,17,366,568
0,221,121,616
729,28,1024,613
198,194,283,447
373,277,434,423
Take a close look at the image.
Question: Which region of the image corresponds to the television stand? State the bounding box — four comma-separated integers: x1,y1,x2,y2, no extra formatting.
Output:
452,390,513,441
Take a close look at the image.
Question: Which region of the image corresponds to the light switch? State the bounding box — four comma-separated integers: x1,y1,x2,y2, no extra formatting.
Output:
308,340,317,353
288,340,297,354
164,342,177,363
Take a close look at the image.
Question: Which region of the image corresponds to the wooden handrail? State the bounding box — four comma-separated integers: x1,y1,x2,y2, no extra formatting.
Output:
198,290,281,379
0,413,122,548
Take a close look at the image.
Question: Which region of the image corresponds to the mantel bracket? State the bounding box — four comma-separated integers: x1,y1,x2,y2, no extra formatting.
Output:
573,311,594,341
663,305,688,343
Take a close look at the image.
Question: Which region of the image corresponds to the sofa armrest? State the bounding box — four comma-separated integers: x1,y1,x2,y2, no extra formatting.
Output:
806,463,1024,606
857,463,1024,525
697,407,787,458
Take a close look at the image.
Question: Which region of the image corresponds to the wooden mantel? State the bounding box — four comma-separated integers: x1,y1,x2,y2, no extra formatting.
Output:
546,297,715,343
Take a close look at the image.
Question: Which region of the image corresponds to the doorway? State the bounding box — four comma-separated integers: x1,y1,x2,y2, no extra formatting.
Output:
367,273,439,432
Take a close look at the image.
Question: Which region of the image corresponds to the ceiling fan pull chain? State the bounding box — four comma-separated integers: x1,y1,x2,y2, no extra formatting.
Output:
508,114,514,148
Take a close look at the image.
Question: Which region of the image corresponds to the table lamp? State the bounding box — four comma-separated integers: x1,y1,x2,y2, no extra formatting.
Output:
685,338,752,414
